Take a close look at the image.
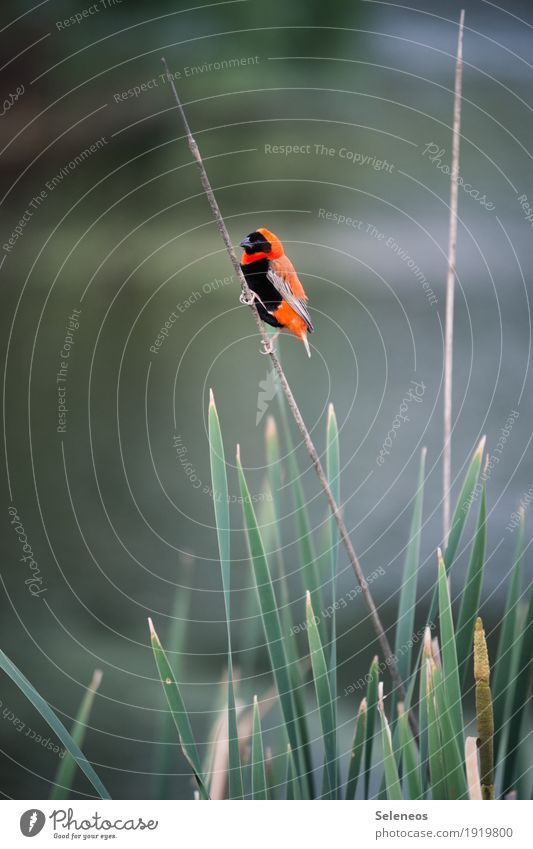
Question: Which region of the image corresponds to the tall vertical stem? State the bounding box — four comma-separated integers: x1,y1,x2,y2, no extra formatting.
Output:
443,10,465,544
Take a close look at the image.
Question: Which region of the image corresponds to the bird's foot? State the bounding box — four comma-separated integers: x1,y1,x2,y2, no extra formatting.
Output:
239,290,255,306
240,290,269,311
260,330,281,355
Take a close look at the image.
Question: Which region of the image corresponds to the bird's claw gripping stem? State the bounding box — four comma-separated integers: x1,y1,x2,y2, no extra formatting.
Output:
239,290,255,306
240,289,269,311
260,330,280,355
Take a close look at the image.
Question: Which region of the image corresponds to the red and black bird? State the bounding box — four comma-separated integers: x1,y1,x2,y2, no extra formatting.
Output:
239,227,313,357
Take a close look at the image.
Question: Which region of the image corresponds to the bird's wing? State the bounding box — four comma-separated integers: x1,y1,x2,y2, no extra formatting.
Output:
267,256,314,332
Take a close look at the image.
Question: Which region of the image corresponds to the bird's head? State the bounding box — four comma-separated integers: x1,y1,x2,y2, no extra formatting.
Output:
239,227,283,260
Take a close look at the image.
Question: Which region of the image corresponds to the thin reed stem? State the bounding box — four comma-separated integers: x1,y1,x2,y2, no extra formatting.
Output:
443,10,465,545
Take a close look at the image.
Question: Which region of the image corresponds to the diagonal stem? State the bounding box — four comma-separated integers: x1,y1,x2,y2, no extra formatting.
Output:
161,57,414,726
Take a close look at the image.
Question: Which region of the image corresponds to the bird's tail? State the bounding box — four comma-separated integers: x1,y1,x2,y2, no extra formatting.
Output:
301,331,311,358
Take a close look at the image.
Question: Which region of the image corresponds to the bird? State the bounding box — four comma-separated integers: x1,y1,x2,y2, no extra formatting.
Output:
239,227,313,357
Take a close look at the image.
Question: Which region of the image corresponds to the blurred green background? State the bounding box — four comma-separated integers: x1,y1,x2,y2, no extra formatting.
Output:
1,0,532,798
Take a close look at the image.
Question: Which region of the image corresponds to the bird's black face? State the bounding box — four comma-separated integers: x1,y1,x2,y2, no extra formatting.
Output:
239,230,272,255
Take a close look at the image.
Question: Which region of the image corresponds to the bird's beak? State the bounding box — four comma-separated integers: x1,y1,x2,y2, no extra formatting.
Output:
239,236,253,249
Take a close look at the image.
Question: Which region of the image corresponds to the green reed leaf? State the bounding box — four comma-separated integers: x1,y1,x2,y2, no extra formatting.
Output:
397,702,423,800
208,390,243,799
364,656,379,799
378,684,402,800
345,697,367,800
50,670,102,800
237,448,302,786
0,650,109,800
149,619,209,800
307,591,337,798
251,695,267,800
456,484,486,685
437,550,464,747
492,512,524,761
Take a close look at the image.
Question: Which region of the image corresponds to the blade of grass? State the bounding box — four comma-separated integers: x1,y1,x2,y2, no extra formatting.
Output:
0,650,109,800
208,391,231,593
404,438,486,712
149,618,209,800
456,483,486,685
378,683,403,800
221,646,241,795
345,697,367,800
511,737,531,802
251,695,268,800
208,390,243,799
306,591,337,799
433,661,468,799
266,416,318,798
288,674,315,799
252,479,307,744
492,511,524,761
501,578,533,797
236,447,303,789
264,419,293,620
154,560,193,799
241,520,264,678
445,436,486,573
206,681,276,799
50,670,102,800
326,403,340,701
325,403,340,795
418,628,432,794
263,746,274,797
265,416,314,791
277,391,325,643
202,671,232,799
364,655,379,799
285,744,301,799
397,703,423,800
426,659,446,800
264,419,294,632
437,549,465,751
